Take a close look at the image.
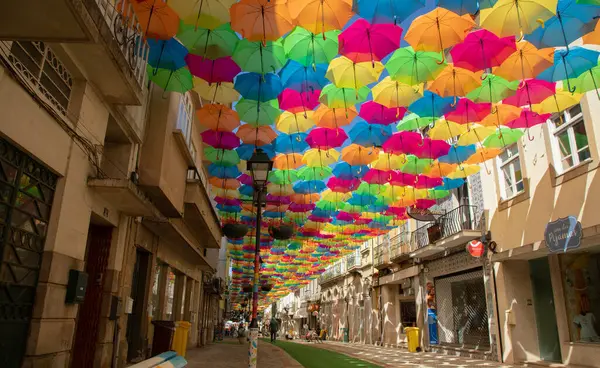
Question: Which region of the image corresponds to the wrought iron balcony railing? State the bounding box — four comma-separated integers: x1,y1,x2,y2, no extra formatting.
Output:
412,205,479,249
390,231,411,259
345,250,361,270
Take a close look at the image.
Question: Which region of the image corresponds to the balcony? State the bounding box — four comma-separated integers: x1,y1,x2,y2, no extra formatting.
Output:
345,250,361,272
389,232,411,262
373,242,389,269
318,262,346,285
410,205,482,258
0,0,149,105
183,169,222,249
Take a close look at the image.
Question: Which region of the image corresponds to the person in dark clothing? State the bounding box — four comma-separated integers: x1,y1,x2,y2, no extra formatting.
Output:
269,318,279,343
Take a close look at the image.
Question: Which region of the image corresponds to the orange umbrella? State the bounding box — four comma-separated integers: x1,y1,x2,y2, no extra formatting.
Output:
427,64,482,98
480,104,522,127
273,153,304,170
465,147,502,164
230,0,294,43
583,20,600,45
130,0,180,40
196,104,240,132
288,0,354,35
405,8,475,56
426,162,458,178
341,144,380,165
493,41,554,81
209,177,241,190
290,193,320,204
236,125,278,146
313,105,357,128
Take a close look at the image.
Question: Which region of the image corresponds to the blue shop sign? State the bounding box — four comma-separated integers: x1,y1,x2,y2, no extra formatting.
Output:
544,216,582,253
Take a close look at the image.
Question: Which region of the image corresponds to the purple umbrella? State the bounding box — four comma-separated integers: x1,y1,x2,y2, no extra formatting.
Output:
201,130,240,150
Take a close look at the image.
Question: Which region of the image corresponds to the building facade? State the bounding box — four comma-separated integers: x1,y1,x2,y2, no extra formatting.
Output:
0,2,225,367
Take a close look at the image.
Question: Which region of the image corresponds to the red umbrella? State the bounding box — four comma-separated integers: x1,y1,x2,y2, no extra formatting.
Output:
414,138,451,159
339,19,403,64
503,79,556,107
359,102,406,125
306,128,348,149
382,131,424,155
278,89,320,113
414,175,444,189
450,29,516,73
389,171,417,186
362,169,392,184
506,110,552,140
327,177,361,192
444,99,491,125
185,55,241,84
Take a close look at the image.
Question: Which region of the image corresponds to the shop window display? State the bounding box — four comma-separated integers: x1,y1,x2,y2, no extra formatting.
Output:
561,252,600,343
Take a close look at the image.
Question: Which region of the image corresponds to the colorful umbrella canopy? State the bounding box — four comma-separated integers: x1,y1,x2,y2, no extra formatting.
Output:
178,22,239,59
283,27,340,68
450,29,516,72
288,0,354,34
479,0,558,38
427,64,483,98
386,47,445,86
338,19,403,64
147,66,193,93
131,0,180,40
186,55,241,83
232,39,286,74
493,41,554,81
170,0,236,29
354,0,426,25
230,0,294,43
325,56,384,89
197,104,240,132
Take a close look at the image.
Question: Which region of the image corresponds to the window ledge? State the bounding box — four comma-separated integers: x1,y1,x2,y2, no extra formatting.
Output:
173,130,195,167
552,159,597,187
498,190,530,211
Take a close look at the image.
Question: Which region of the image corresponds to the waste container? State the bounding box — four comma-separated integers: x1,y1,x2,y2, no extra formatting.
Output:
151,320,176,356
172,321,192,357
404,327,420,353
342,328,349,343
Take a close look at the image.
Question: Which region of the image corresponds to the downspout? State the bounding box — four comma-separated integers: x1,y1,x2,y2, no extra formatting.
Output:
492,263,504,361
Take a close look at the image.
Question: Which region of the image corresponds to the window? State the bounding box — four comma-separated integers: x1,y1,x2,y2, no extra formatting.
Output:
176,92,195,152
165,269,176,320
497,144,524,200
550,104,591,173
3,41,73,116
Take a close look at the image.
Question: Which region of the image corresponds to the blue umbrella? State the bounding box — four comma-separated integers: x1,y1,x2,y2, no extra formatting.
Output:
274,133,309,154
538,46,600,92
332,162,369,179
279,60,329,93
354,0,426,25
312,208,335,218
208,164,241,179
435,177,465,190
438,145,477,164
526,0,600,51
436,0,498,15
263,211,284,218
216,204,242,213
348,121,393,146
147,38,188,71
409,91,454,118
293,180,327,194
236,143,276,160
367,204,389,213
348,194,378,206
239,184,254,197
234,72,283,101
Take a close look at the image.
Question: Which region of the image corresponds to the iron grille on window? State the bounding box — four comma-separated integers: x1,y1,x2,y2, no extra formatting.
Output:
434,269,490,348
2,41,72,116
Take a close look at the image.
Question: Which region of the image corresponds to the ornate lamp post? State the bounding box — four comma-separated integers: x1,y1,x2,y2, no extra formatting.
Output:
246,149,273,368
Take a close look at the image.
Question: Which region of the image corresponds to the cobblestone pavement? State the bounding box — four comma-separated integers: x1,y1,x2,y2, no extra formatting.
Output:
186,338,302,368
294,341,517,368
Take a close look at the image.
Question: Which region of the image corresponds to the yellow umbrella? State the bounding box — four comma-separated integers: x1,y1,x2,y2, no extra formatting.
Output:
212,187,240,198
170,0,235,29
273,153,304,170
492,41,554,81
276,111,315,133
428,119,468,140
341,144,380,165
532,90,583,114
371,152,407,171
457,124,496,146
326,56,384,90
302,148,340,167
447,164,481,179
480,104,522,127
480,0,558,39
320,189,351,203
313,104,357,128
194,79,240,104
465,147,502,164
267,183,295,196
372,77,423,108
405,7,476,53
427,63,482,98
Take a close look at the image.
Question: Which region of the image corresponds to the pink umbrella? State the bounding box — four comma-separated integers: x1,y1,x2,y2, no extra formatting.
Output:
359,102,406,125
382,131,424,155
363,169,393,184
414,138,451,159
337,211,359,221
289,203,316,212
506,110,552,140
201,130,240,149
327,177,361,192
308,215,331,223
278,89,320,113
215,197,242,206
389,171,417,186
339,19,403,64
414,175,444,189
306,128,348,148
355,218,373,225
266,194,291,204
185,55,241,84
415,199,436,209
445,99,491,124
238,173,253,186
385,207,407,217
449,29,516,72
503,79,556,108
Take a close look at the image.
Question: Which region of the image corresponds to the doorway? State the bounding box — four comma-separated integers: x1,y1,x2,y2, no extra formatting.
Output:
126,249,151,362
529,258,562,362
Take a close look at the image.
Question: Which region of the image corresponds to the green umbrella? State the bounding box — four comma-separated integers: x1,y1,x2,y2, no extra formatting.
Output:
147,65,193,93
385,46,445,85
316,200,345,212
319,84,370,109
345,204,369,213
283,27,340,68
355,182,386,196
400,155,432,174
235,99,282,126
204,147,240,167
396,113,436,132
427,189,450,199
466,74,519,103
232,39,286,74
372,214,394,223
482,127,525,148
373,196,393,206
268,170,298,185
297,166,332,181
572,65,600,98
177,22,239,59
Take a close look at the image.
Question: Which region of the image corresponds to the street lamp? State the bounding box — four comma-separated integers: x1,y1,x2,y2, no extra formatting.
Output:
247,148,273,368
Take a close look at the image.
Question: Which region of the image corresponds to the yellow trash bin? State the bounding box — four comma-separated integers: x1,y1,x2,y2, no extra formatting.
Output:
404,327,420,353
172,321,192,357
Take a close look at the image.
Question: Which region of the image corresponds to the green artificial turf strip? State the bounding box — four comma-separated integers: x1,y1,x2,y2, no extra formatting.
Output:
263,339,382,368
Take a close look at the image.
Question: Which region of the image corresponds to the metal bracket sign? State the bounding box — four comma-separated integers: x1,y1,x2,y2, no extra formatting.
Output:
544,216,582,253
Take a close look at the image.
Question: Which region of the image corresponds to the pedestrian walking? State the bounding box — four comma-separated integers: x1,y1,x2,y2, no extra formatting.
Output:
270,317,279,343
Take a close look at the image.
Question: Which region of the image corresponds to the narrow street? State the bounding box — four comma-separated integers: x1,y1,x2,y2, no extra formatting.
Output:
186,340,302,368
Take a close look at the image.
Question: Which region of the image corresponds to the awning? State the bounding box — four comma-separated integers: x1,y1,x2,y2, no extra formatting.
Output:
293,308,308,319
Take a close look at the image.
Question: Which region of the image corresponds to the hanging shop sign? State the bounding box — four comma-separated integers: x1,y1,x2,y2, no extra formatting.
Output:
544,216,582,253
466,239,485,257
407,207,445,222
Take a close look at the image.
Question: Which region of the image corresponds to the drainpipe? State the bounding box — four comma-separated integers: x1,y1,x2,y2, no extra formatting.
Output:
491,263,504,361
